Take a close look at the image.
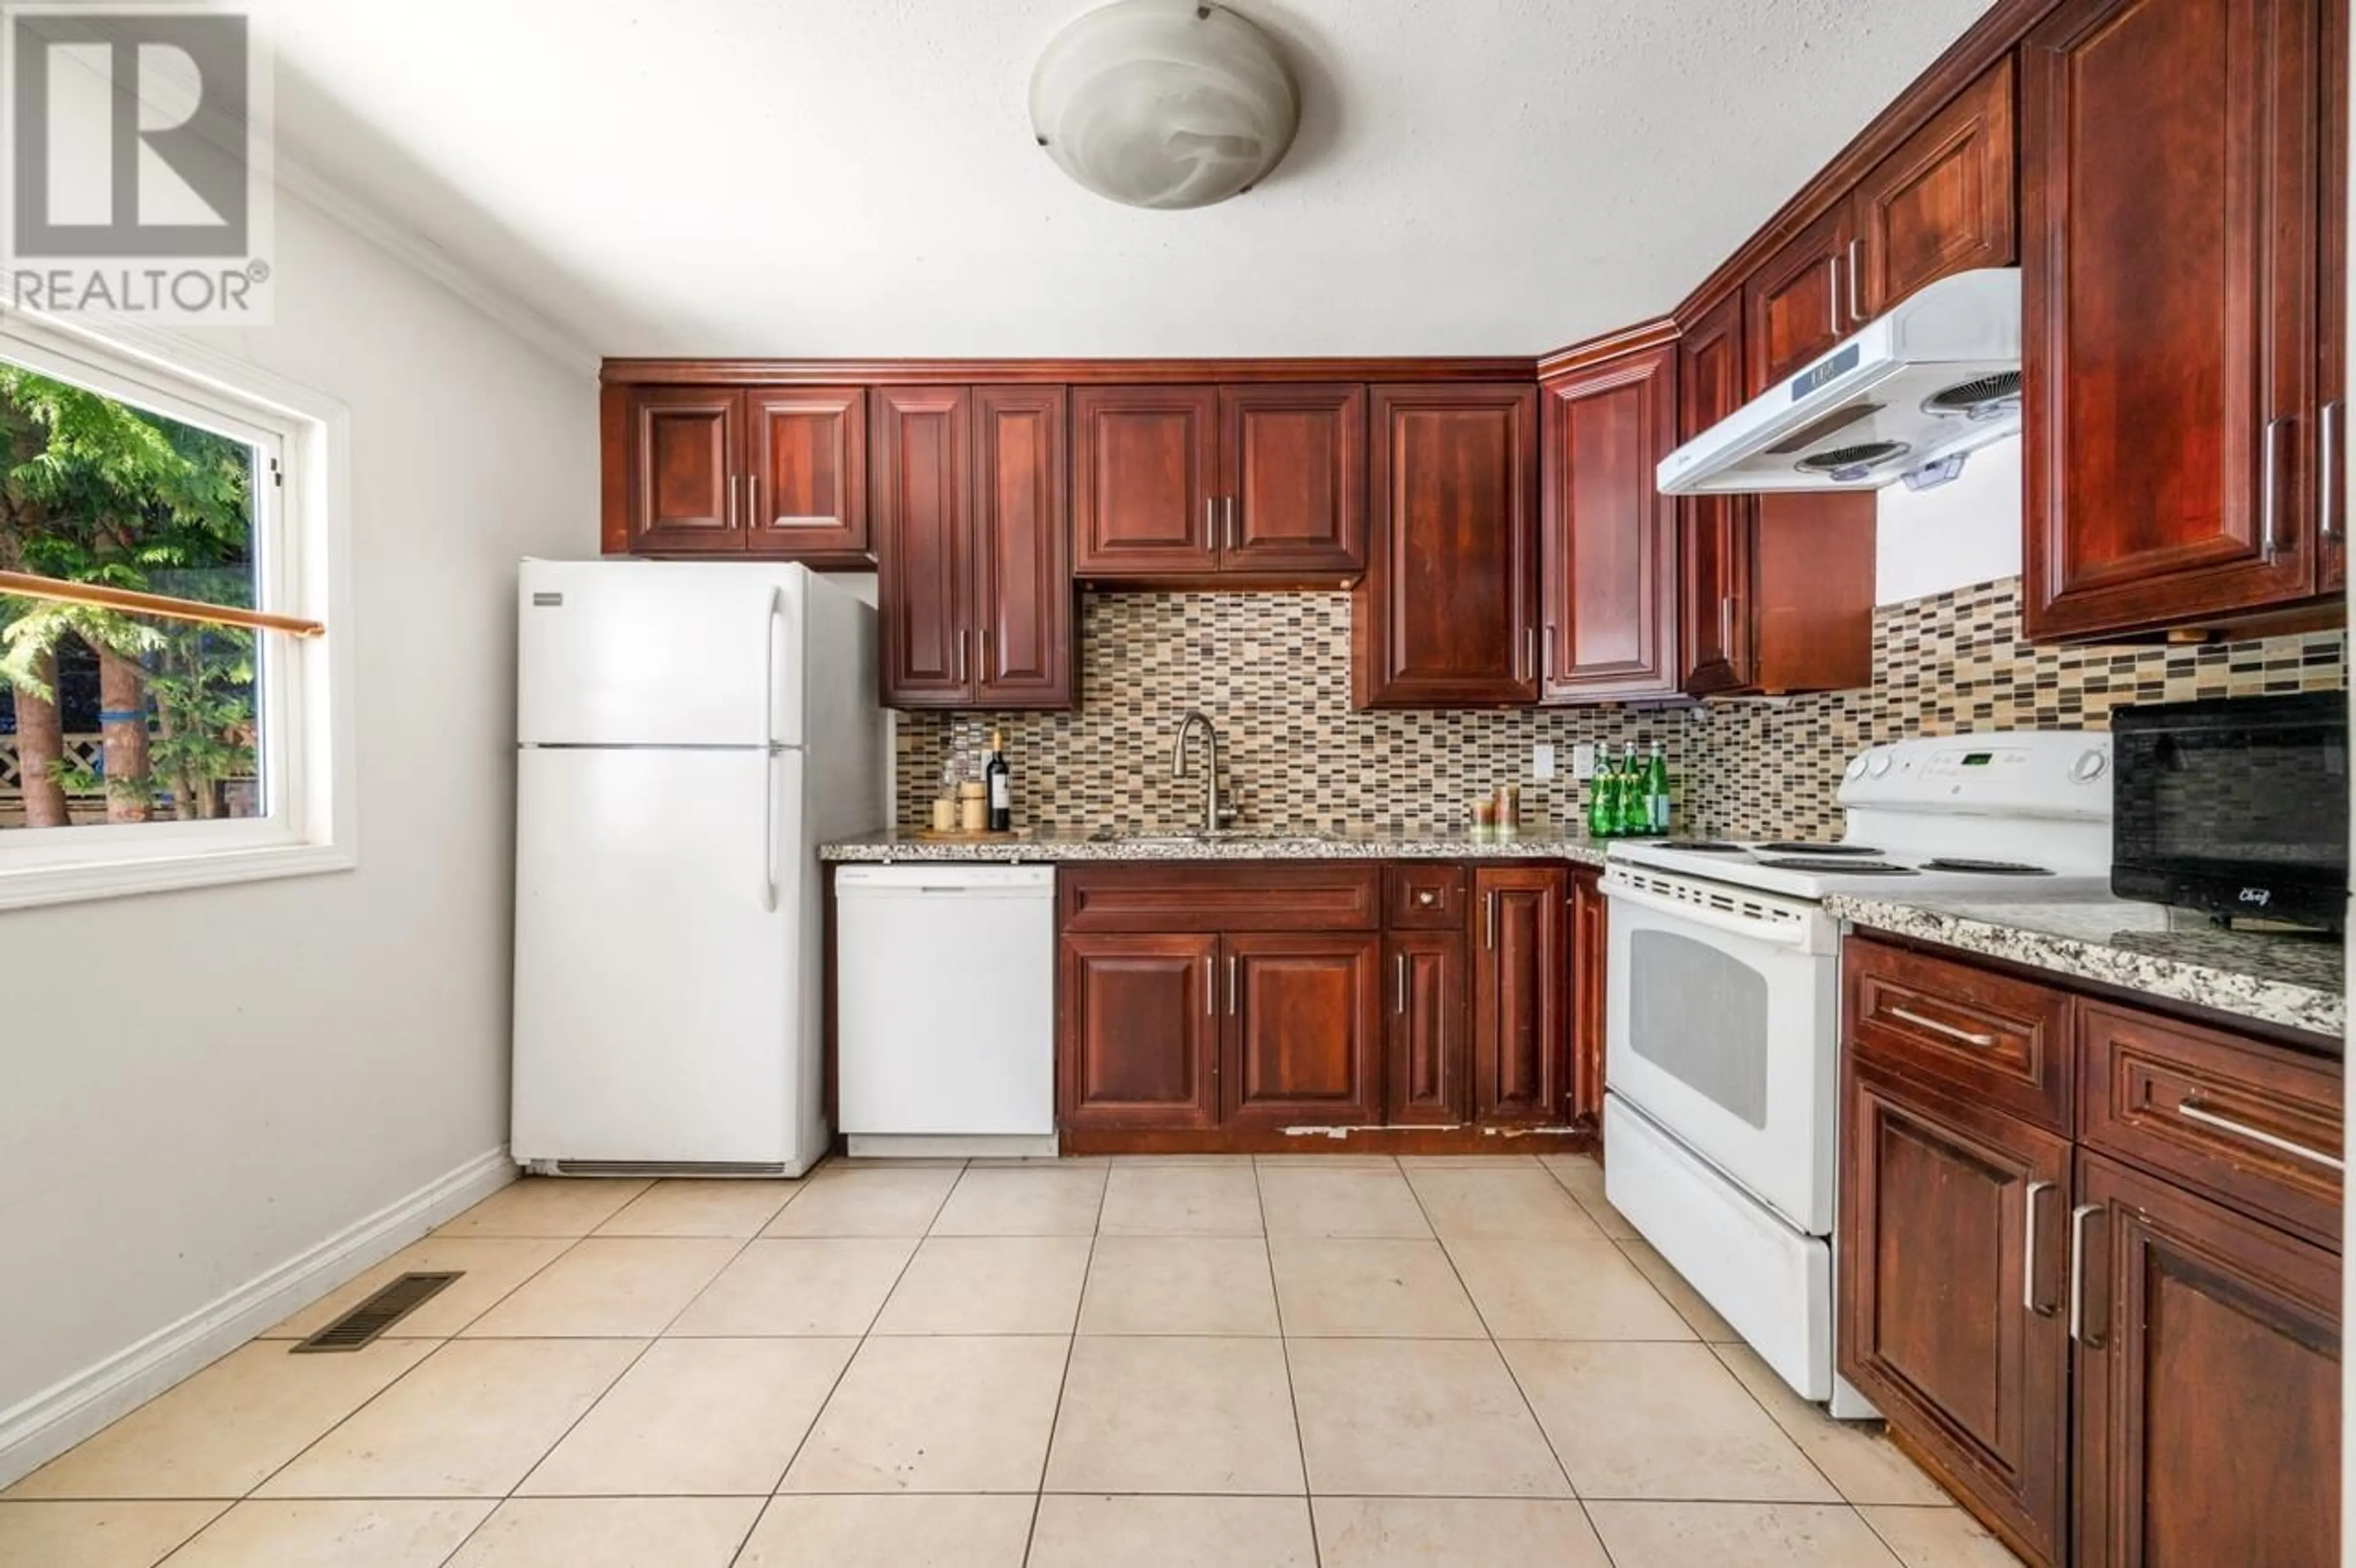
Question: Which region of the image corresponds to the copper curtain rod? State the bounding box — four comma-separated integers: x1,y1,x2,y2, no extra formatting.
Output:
0,571,326,639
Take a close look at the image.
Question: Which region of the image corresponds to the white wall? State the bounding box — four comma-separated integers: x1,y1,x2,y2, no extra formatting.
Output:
0,194,596,1470
1873,434,2024,605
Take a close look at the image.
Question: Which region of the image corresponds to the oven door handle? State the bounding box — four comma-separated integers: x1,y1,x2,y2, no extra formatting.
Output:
1600,878,1817,950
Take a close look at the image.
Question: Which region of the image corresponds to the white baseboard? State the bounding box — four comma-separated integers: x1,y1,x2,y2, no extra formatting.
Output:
0,1147,516,1490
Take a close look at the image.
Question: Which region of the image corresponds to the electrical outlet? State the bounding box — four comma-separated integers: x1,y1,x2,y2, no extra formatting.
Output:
1532,742,1555,781
1571,742,1598,781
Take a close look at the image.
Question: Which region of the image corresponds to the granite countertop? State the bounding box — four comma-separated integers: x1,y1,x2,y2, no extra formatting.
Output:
820,825,1612,867
1823,890,2346,1042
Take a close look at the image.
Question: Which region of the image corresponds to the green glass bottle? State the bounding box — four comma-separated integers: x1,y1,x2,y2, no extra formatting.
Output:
1617,745,1650,836
1587,755,1617,838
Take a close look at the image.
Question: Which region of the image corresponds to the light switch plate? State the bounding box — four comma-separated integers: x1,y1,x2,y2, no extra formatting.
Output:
1532,743,1555,782
1571,742,1598,781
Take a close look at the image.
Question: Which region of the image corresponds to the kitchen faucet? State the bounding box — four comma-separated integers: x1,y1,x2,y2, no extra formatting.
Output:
1171,710,1236,833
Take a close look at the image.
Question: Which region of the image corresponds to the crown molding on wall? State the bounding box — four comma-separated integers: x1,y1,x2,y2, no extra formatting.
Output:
274,153,601,379
600,356,1540,386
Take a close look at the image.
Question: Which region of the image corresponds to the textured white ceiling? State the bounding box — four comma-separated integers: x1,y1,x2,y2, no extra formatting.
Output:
251,0,2000,358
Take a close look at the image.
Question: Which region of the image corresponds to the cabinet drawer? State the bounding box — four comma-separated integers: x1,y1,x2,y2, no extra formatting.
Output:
1844,938,2074,1134
1061,863,1381,933
2077,1001,2343,1248
1384,864,1468,930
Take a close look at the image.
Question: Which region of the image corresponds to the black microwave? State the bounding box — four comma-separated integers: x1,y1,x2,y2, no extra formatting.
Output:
2111,693,2349,932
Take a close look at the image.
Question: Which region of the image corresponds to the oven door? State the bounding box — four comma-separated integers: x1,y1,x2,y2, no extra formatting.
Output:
1603,866,1840,1233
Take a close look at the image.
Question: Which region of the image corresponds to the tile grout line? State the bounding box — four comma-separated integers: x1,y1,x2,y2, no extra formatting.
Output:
1250,1158,1322,1567
1015,1180,1099,1568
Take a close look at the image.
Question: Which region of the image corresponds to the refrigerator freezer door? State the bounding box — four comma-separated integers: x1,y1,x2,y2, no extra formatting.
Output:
518,559,806,747
512,745,811,1167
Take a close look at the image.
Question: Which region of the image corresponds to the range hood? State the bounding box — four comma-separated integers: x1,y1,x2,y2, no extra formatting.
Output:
1658,267,2022,496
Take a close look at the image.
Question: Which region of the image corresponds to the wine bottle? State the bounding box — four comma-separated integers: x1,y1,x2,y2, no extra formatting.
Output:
984,728,1012,832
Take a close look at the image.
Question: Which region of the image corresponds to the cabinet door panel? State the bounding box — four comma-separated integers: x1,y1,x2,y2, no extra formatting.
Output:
1218,383,1367,577
2022,0,2321,637
745,386,869,563
1472,866,1566,1124
1060,933,1220,1132
1385,932,1467,1126
971,385,1073,709
1745,203,1857,393
1225,933,1382,1128
1355,383,1539,707
1678,292,1756,693
1839,1068,2071,1568
1072,385,1221,577
1855,58,2017,317
874,386,974,707
1541,346,1680,702
2074,1150,2340,1568
2319,0,2347,592
1568,869,1606,1126
626,387,742,554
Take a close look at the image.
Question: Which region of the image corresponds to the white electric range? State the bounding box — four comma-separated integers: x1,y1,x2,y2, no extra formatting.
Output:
1599,731,2115,1416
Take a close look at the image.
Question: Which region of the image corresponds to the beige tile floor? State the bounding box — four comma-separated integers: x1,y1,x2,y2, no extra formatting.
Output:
0,1155,2027,1568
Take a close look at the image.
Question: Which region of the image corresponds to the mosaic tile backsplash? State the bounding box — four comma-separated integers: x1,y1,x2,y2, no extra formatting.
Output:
896,578,2347,842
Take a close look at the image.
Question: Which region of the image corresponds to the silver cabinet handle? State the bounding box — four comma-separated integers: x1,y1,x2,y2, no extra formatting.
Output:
1206,494,1218,547
728,473,739,528
956,629,969,685
977,627,993,684
2177,1099,2345,1172
1485,890,1499,951
1205,955,1215,1017
1525,626,1538,683
1395,953,1407,1013
2322,401,2342,543
2022,1180,2055,1314
1416,889,1438,906
1846,239,1864,326
1885,1005,1997,1048
1542,622,1557,683
2068,1202,2102,1345
1826,256,1842,337
749,472,762,529
2261,417,2286,560
1719,594,1734,659
1226,496,1240,551
1227,955,1239,1016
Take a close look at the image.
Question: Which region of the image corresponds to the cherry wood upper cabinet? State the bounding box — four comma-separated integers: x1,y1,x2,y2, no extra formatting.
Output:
744,386,870,563
2071,1151,2342,1568
2318,0,2347,594
1471,866,1566,1126
607,385,869,563
2022,0,2341,639
1839,1064,2074,1568
1746,203,1858,394
1060,932,1222,1134
1071,385,1222,577
971,386,1073,707
1540,344,1681,703
618,386,742,555
1853,58,2019,320
1355,383,1541,709
1677,293,1758,694
874,385,1072,710
1223,933,1382,1129
1218,383,1367,577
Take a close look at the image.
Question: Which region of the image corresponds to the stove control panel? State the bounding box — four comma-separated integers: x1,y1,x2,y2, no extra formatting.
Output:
1838,731,2113,819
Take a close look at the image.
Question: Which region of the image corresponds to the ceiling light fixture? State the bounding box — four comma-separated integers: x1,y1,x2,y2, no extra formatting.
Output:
1029,0,1300,210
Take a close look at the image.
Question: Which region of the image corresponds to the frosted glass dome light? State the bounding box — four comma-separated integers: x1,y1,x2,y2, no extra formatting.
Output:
1029,0,1301,210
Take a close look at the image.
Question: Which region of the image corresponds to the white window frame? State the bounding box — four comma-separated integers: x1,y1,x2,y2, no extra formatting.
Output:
0,307,354,909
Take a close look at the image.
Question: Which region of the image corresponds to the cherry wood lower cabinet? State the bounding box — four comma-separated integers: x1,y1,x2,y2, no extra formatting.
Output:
1060,932,1220,1134
1225,933,1383,1129
1384,931,1468,1126
1839,933,2342,1568
1472,866,1568,1125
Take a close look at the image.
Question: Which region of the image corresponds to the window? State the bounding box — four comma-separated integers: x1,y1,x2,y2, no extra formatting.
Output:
0,312,350,908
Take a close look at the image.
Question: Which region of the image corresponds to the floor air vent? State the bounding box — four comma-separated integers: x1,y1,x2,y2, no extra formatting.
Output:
291,1272,461,1353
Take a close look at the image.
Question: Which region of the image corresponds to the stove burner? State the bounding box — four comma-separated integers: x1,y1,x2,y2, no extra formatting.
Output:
1920,858,2055,877
1753,859,1920,875
1660,840,1748,853
1752,842,1885,856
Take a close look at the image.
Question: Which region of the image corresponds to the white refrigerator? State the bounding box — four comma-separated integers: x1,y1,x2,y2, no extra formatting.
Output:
510,559,884,1177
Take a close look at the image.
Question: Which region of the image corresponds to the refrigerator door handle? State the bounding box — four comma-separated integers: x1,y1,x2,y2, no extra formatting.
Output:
762,587,783,748
761,748,779,913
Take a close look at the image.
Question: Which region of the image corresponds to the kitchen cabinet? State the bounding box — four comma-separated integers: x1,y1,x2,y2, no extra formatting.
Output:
604,383,870,564
1746,204,1857,393
1384,932,1467,1126
2021,0,2346,639
1060,932,1220,1134
1851,57,2018,321
874,384,1072,710
1568,867,1606,1126
1354,383,1541,708
1676,291,1877,698
1539,344,1682,703
1839,934,2344,1568
1072,382,1366,582
1471,866,1567,1126
1225,933,1383,1129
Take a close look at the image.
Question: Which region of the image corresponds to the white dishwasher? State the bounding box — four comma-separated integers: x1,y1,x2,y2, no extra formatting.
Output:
834,864,1057,1158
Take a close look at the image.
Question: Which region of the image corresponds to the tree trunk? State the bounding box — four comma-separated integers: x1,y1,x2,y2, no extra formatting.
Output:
10,649,68,828
96,645,152,822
